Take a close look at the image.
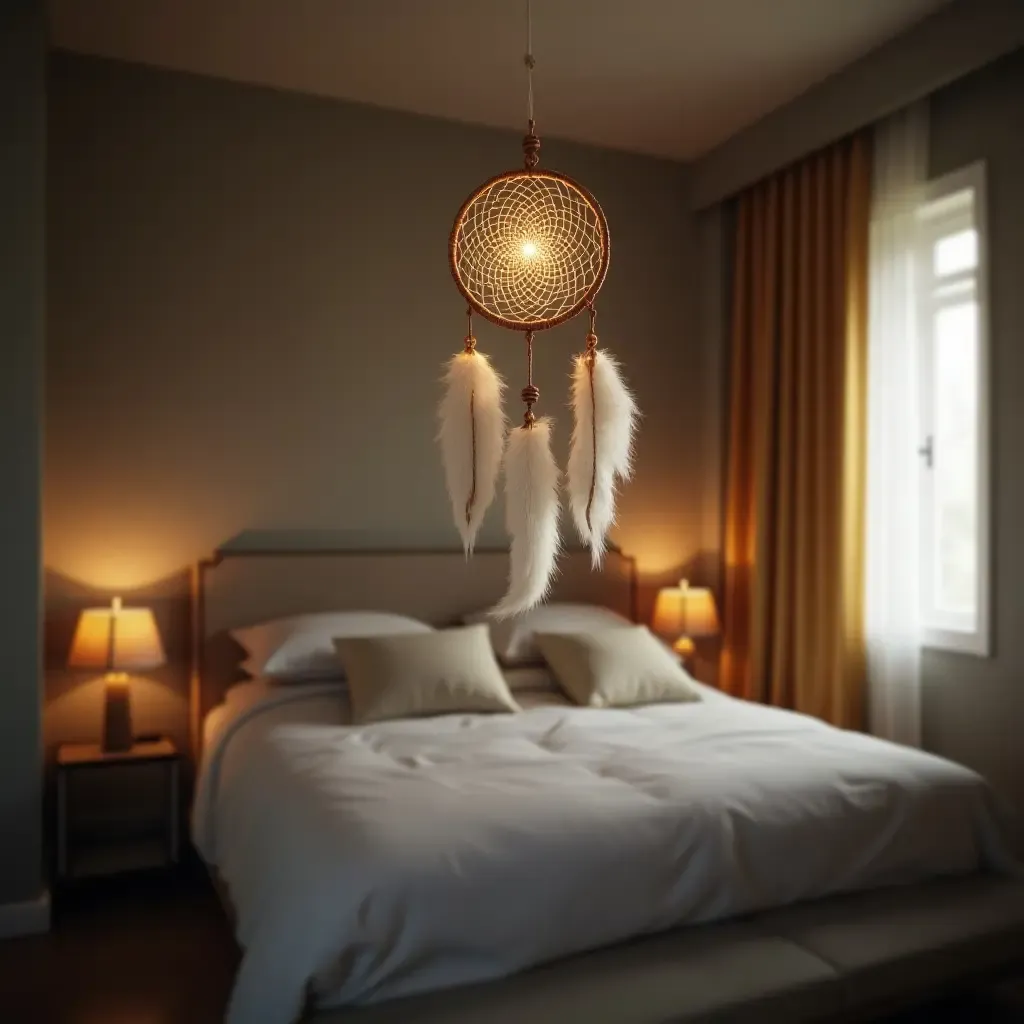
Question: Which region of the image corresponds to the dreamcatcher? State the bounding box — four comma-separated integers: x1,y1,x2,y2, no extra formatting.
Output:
438,0,638,616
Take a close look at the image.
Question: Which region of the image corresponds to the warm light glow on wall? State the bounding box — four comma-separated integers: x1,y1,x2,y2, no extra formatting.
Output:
44,517,233,591
46,550,185,592
615,526,698,576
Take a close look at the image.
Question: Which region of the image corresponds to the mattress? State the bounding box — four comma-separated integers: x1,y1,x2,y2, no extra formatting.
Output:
193,681,1020,1024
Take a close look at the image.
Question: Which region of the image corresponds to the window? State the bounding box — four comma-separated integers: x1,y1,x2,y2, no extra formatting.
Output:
915,163,990,655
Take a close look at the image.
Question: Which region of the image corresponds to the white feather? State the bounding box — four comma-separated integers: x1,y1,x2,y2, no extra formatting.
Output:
491,418,561,618
567,348,639,567
437,350,506,555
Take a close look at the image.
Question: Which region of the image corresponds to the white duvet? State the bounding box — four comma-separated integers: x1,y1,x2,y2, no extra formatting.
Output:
193,681,1019,1024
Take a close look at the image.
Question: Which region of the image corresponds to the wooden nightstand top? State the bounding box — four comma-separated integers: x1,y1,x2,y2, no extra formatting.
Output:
57,738,178,767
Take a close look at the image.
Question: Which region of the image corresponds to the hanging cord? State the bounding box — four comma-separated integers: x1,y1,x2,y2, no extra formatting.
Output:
464,307,477,526
525,0,535,125
522,0,540,170
522,330,539,427
517,4,540,427
584,303,599,532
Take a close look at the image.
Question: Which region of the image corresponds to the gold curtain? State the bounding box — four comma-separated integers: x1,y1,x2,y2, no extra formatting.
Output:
720,133,871,729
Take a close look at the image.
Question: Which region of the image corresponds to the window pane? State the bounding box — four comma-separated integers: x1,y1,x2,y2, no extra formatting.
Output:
933,229,977,277
932,278,974,302
932,301,978,620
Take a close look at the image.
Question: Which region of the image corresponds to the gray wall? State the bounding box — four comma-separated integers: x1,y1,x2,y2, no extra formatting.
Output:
924,49,1024,828
45,54,707,751
691,0,1024,209
0,0,46,906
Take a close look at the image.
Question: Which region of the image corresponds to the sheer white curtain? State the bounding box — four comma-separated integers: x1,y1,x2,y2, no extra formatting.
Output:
865,103,928,747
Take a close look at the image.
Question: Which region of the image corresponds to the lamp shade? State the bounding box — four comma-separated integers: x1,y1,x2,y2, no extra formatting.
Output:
652,580,720,640
68,598,165,672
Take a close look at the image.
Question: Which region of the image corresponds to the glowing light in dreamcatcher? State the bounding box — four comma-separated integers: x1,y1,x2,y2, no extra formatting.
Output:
438,0,638,616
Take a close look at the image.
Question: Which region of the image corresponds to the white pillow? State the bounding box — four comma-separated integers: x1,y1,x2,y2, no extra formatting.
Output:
232,611,433,682
466,602,633,666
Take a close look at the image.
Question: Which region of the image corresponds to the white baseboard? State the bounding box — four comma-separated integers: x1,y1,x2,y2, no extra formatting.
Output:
0,889,50,940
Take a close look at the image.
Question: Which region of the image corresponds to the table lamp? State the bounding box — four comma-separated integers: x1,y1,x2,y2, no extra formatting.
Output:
68,597,166,753
652,579,720,659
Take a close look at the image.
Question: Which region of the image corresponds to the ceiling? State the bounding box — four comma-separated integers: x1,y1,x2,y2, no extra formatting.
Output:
49,0,951,161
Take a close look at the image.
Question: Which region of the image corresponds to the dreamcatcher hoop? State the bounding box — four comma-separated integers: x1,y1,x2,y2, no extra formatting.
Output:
448,163,611,332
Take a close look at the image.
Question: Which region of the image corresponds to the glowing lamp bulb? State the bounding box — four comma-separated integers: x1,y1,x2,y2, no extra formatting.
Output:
521,241,538,259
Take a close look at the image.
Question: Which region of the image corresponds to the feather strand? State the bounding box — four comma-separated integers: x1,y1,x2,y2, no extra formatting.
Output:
437,350,506,555
567,349,639,567
491,418,561,618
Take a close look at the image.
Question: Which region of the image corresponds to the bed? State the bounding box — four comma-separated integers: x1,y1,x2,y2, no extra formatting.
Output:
192,547,1024,1024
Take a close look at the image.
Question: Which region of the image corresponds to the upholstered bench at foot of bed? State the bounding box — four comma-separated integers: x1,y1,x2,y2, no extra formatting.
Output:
757,874,1024,1019
308,875,1024,1024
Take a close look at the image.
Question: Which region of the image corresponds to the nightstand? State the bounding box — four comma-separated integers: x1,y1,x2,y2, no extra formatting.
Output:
56,738,181,881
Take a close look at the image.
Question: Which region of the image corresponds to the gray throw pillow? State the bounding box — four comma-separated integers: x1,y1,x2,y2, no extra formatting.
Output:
335,623,520,725
535,626,702,708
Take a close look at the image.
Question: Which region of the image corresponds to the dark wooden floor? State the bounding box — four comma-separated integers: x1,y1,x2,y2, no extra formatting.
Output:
0,867,1021,1024
0,867,239,1024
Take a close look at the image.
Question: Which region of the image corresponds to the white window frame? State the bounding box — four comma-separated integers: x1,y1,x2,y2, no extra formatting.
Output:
915,161,991,656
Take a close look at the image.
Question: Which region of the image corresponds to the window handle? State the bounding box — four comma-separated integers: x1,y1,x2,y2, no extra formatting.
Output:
918,435,934,469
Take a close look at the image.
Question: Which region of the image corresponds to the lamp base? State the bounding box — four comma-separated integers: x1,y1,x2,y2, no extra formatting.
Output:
672,636,696,659
102,676,134,753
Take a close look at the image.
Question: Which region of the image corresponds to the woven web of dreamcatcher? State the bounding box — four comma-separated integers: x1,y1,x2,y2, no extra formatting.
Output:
453,173,606,328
